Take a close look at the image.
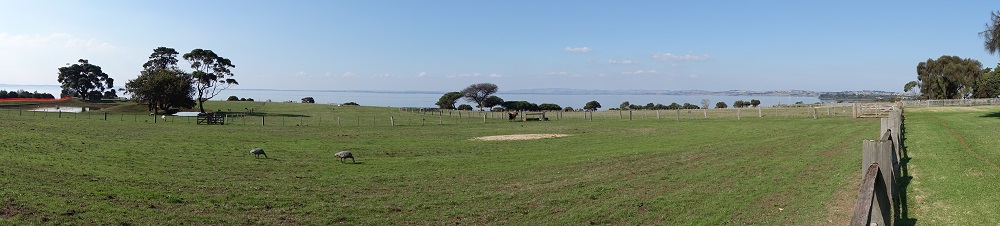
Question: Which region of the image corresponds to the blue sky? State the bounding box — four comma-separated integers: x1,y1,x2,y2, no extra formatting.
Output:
1,1,998,92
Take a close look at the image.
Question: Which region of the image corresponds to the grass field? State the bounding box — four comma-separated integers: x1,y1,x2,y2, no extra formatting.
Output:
0,101,876,225
901,106,1000,225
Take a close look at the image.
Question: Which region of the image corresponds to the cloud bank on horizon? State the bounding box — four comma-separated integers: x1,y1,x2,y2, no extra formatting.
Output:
1,1,998,93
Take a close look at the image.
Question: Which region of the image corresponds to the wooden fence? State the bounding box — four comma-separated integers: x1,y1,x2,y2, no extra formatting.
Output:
850,107,902,226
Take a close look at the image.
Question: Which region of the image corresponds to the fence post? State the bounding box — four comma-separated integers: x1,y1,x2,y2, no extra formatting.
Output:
813,108,818,119
862,139,895,210
656,110,660,119
391,116,394,126
758,107,762,117
619,110,623,119
629,111,632,120
104,112,107,120
676,109,680,121
338,116,341,126
483,114,487,123
262,115,265,126
703,109,707,119
737,108,741,120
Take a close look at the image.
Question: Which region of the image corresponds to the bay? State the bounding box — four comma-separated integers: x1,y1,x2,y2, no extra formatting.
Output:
0,84,823,108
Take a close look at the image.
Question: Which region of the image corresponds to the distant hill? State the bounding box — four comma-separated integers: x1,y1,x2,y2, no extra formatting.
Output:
503,88,822,96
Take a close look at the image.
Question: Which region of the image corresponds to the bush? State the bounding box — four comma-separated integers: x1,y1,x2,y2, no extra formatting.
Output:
457,104,473,110
302,97,315,103
343,102,359,106
227,96,239,101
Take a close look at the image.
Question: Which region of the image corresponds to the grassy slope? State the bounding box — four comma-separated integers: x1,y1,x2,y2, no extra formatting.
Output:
902,106,1000,225
0,101,874,225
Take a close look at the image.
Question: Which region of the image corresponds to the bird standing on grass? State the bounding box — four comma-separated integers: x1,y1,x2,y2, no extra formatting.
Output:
334,151,355,163
250,148,267,158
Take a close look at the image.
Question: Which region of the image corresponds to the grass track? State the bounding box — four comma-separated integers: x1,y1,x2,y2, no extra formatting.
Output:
901,106,1000,225
0,101,874,224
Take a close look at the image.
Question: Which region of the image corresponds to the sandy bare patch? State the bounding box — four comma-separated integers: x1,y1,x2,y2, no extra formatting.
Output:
471,134,570,141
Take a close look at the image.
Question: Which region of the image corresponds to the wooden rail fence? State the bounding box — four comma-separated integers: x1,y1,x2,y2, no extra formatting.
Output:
850,107,902,226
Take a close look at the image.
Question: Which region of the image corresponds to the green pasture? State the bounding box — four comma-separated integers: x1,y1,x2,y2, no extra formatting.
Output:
0,101,875,225
901,106,1000,225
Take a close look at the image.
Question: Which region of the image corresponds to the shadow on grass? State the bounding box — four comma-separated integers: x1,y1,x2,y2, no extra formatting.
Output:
895,115,917,226
981,112,1000,119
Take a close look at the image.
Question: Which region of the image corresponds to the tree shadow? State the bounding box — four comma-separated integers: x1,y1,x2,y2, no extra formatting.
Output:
895,117,917,226
981,112,1000,119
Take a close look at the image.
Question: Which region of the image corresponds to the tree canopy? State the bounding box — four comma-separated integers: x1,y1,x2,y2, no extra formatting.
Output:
183,49,238,113
915,55,982,99
461,83,498,111
125,69,195,114
980,11,1000,58
483,95,504,110
435,92,463,109
584,100,601,111
57,59,114,101
143,47,180,71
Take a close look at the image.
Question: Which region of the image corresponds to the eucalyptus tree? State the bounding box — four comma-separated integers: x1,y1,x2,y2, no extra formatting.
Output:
979,11,1000,57
57,59,114,101
461,83,498,111
916,55,982,99
183,49,238,113
435,92,463,109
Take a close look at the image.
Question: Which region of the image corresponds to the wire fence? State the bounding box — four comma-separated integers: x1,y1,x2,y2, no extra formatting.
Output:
0,103,860,127
901,98,1000,107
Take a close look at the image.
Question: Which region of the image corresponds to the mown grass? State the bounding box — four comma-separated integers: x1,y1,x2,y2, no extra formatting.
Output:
901,106,1000,225
0,101,875,224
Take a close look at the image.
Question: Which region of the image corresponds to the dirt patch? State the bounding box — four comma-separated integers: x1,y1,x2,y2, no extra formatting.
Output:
471,134,570,141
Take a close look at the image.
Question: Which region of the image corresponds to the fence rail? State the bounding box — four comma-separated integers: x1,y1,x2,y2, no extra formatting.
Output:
850,107,902,226
0,104,863,127
901,98,1000,107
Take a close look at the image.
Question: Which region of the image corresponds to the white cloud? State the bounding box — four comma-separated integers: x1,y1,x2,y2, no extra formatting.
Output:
446,72,502,78
608,60,635,64
342,72,357,77
549,71,569,75
564,46,592,53
620,70,658,75
296,71,307,76
651,53,710,61
416,72,427,78
0,33,118,52
690,74,700,78
373,73,391,78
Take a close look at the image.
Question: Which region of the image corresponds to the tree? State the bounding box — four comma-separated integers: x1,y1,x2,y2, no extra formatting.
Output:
980,11,1000,58
500,101,538,111
227,96,240,101
539,103,562,111
584,100,601,111
435,92,463,109
483,95,504,110
457,104,473,110
143,47,180,71
57,59,114,101
701,99,710,109
619,101,630,110
183,49,238,113
302,97,315,103
916,55,982,99
125,69,195,114
461,83,498,111
563,106,574,111
667,102,681,110
974,66,1000,98
750,99,761,107
343,102,360,106
716,102,728,109
683,103,700,109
